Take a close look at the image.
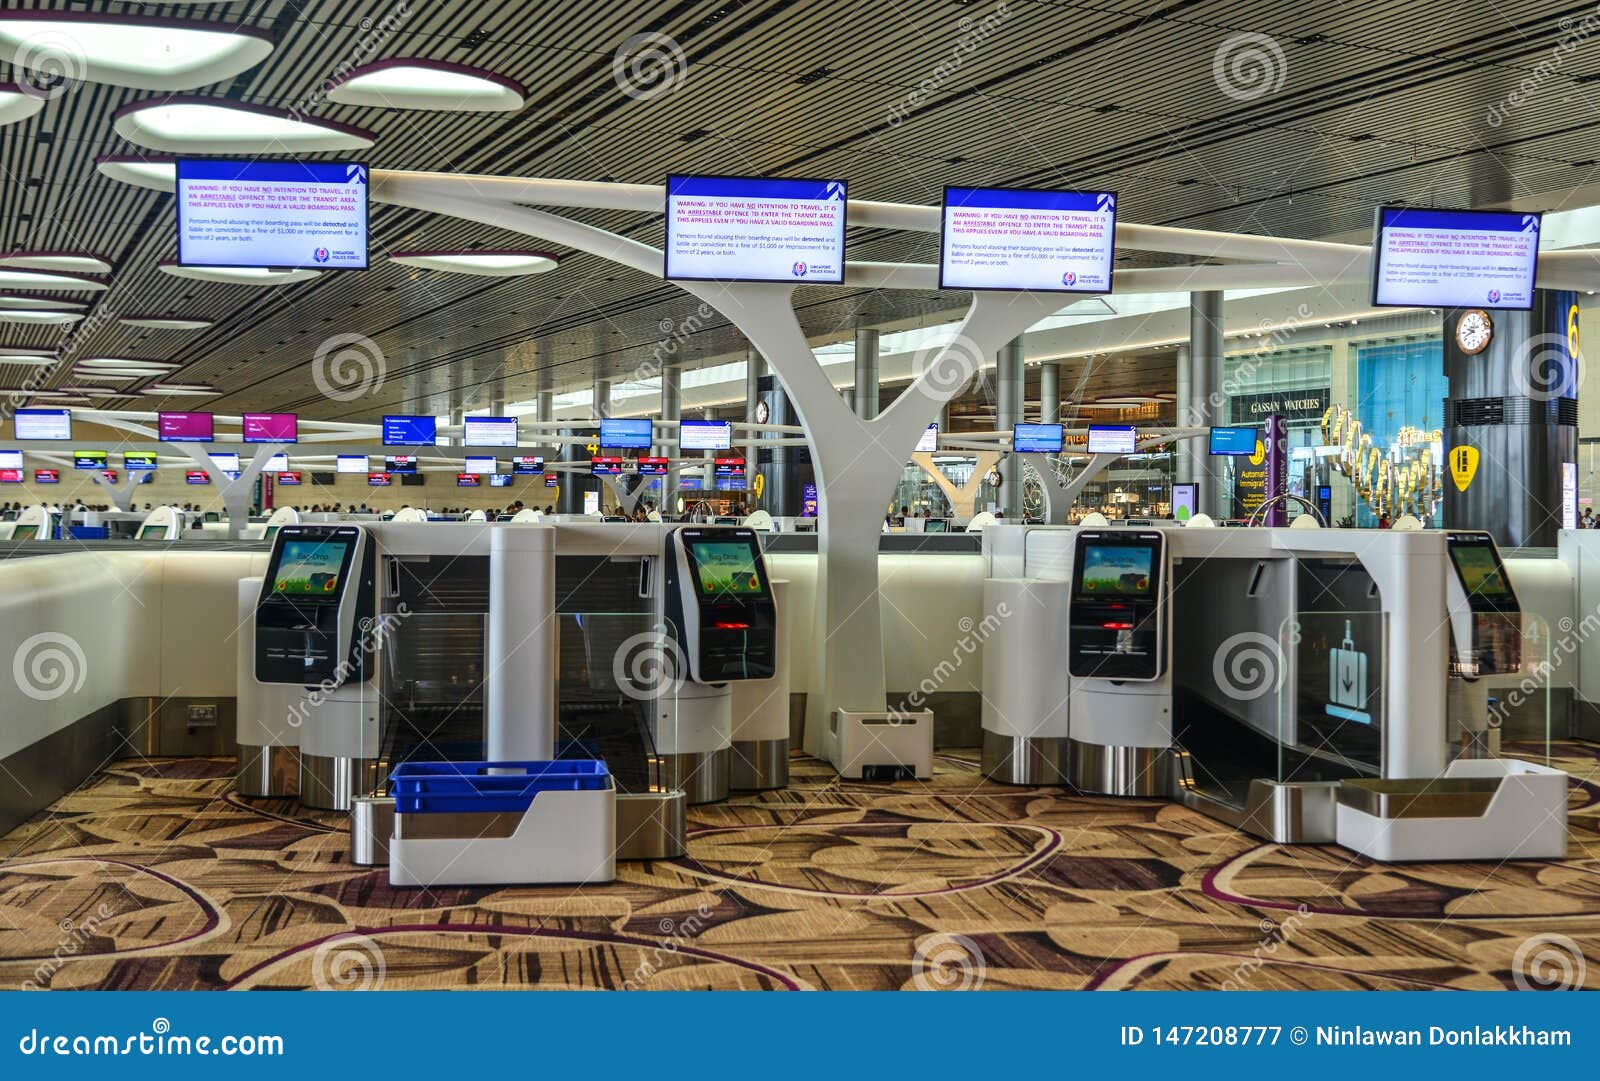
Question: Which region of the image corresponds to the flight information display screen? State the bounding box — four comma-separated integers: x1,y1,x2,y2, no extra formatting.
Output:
74,450,107,471
384,454,417,474
336,454,368,474
665,175,846,283
124,453,158,471
272,539,350,596
689,540,765,596
0,450,20,470
159,411,214,442
1079,544,1155,597
30,469,55,484
463,416,517,446
681,419,731,450
1086,425,1137,455
1371,206,1540,309
600,418,653,449
463,456,496,475
14,408,70,440
382,415,436,446
1209,426,1259,455
941,186,1116,292
177,159,368,270
1013,423,1064,453
0,470,18,484
243,412,298,443
511,455,545,474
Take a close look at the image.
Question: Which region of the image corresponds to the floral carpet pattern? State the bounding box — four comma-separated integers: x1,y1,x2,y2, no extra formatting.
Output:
1,742,1598,991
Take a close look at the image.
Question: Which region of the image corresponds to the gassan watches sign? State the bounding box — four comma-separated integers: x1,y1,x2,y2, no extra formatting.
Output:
1230,387,1329,424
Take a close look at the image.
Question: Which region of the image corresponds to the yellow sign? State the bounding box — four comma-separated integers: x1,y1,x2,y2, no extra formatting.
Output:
1248,439,1266,466
752,473,765,499
585,442,598,455
1450,446,1480,492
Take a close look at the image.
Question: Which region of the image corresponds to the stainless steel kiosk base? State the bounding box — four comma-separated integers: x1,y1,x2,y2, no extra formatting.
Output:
659,748,730,804
300,753,379,811
730,737,788,790
1068,738,1170,796
235,743,299,798
981,731,1070,786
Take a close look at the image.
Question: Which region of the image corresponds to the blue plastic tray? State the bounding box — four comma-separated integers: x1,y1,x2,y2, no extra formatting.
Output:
390,759,610,815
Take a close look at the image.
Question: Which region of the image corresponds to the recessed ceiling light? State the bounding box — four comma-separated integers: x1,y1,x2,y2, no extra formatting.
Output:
95,154,177,192
71,370,149,383
0,81,44,127
0,351,54,365
0,294,86,311
80,356,178,367
0,267,107,291
32,393,90,404
114,97,374,154
0,13,274,91
0,309,82,324
158,261,320,286
0,250,113,274
118,315,213,330
327,59,526,112
389,249,560,277
141,383,216,396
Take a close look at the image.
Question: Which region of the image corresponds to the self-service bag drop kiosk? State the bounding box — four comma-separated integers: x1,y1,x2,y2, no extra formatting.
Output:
254,524,381,809
648,526,779,802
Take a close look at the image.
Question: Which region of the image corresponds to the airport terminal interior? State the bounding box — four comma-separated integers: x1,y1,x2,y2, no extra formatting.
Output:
3,0,1600,993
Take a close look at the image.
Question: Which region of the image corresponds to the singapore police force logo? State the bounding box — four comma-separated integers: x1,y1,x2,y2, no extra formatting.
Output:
1487,288,1501,304
1062,270,1077,286
792,261,807,276
314,247,331,264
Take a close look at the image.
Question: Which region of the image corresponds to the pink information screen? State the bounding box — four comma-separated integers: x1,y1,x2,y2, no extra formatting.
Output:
158,411,214,442
243,412,298,443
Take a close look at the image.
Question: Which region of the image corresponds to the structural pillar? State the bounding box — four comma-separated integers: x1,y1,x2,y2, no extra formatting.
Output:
1187,292,1224,519
1039,360,1060,424
661,365,681,516
853,327,880,421
997,336,1024,518
745,348,764,509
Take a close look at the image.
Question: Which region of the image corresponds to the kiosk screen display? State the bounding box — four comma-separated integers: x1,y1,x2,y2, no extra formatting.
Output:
1449,540,1513,599
138,524,167,540
689,540,764,596
272,539,349,596
12,524,37,539
1079,544,1154,597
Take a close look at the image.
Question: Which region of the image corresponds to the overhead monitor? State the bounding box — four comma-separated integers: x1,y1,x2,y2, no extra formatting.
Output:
99,469,118,483
368,472,392,487
680,419,732,451
665,174,847,284
384,454,418,475
176,159,368,270
591,456,625,475
74,450,107,471
0,450,20,470
382,414,437,446
1209,425,1260,456
916,424,939,453
336,454,369,474
31,468,57,484
208,452,240,473
0,468,23,483
159,411,214,442
185,471,210,485
488,473,513,487
242,412,298,443
543,473,559,488
14,408,70,440
714,456,746,476
463,455,496,475
463,415,517,447
637,456,670,476
124,452,158,471
1371,206,1540,310
456,473,481,487
600,417,653,449
940,186,1117,293
261,453,290,473
1086,425,1137,455
278,471,302,486
1013,422,1064,454
511,455,545,475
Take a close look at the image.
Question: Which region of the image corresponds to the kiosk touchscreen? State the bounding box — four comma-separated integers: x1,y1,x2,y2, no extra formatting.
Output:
1444,530,1522,677
255,525,375,686
664,527,778,683
1068,530,1166,681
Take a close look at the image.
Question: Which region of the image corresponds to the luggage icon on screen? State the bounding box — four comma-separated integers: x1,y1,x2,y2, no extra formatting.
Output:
1326,619,1372,725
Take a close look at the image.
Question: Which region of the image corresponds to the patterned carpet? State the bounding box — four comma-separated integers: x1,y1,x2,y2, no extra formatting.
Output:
2,742,1599,990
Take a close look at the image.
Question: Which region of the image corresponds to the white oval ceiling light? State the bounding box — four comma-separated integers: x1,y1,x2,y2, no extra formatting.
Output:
389,249,560,277
119,315,213,330
0,294,86,311
141,384,216,397
0,268,106,291
0,13,274,92
0,309,82,325
327,59,526,112
80,357,179,369
158,261,320,286
0,251,112,274
0,81,44,127
115,97,374,154
0,348,55,365
95,154,177,192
